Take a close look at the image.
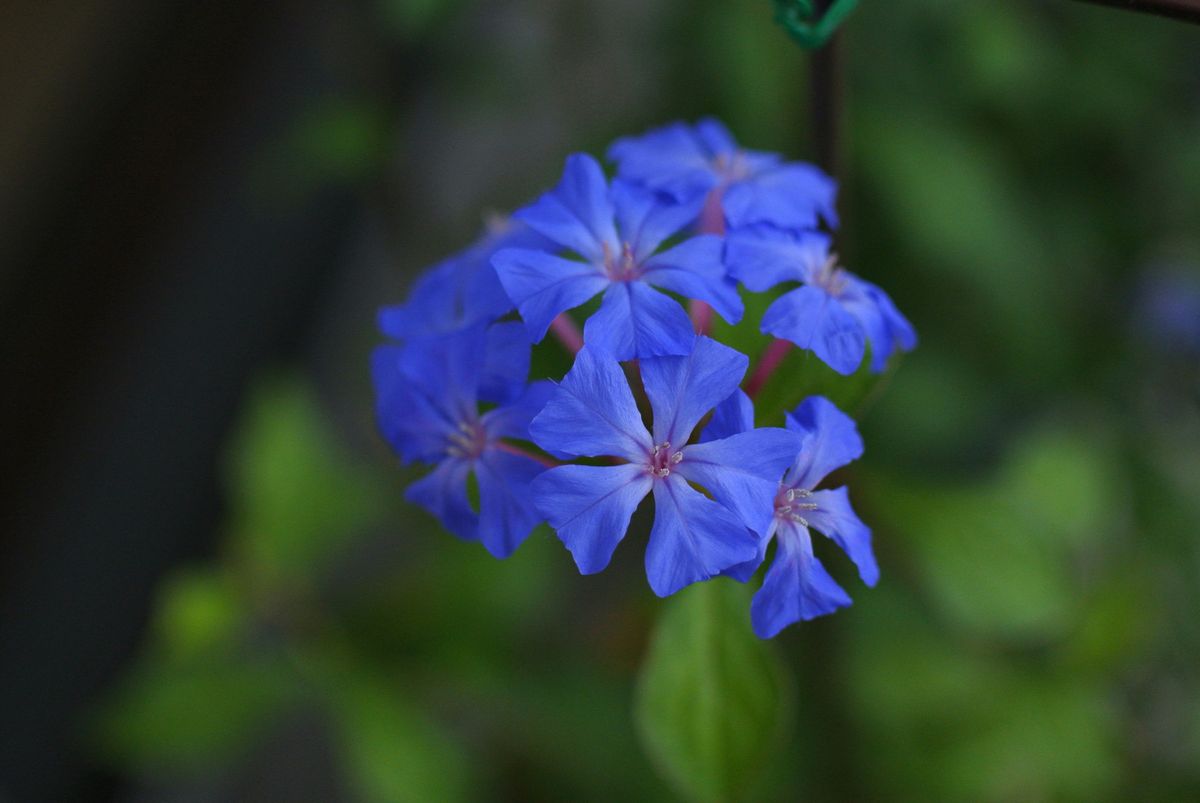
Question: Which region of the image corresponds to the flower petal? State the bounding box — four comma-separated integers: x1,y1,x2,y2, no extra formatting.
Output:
405,458,478,542
514,153,619,262
761,285,865,376
611,180,704,260
807,487,879,586
532,463,652,574
529,347,652,461
642,235,744,324
481,380,555,441
583,282,697,360
724,227,831,292
750,524,851,638
480,321,532,404
475,449,547,558
608,122,718,201
699,389,755,442
640,336,749,446
491,248,609,343
645,474,760,597
676,427,801,535
371,345,455,463
722,163,838,231
784,396,864,489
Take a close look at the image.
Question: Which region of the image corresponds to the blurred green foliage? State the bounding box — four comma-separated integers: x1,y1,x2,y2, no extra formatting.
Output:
90,0,1200,800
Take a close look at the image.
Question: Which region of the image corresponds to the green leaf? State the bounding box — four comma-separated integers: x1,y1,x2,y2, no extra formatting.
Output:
224,376,388,587
153,568,245,660
635,579,792,803
91,654,296,774
306,650,474,803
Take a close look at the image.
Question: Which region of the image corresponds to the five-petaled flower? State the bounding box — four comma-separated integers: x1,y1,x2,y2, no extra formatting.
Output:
491,153,743,360
529,337,800,597
725,227,916,375
371,323,553,559
706,392,878,638
378,215,549,340
609,117,839,233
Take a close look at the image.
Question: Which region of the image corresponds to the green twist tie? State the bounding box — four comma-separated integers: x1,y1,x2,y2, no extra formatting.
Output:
773,0,859,49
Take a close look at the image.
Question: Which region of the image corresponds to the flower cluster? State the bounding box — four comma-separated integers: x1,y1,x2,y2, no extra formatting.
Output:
372,119,915,637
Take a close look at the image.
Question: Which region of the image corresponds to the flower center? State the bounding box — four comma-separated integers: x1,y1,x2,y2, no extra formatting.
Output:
446,419,489,460
602,241,641,282
774,486,819,527
647,441,683,478
711,151,750,182
811,253,849,296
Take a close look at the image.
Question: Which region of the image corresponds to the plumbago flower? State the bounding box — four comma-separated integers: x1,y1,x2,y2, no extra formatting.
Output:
377,215,549,339
706,392,878,637
491,154,742,360
371,323,553,558
609,117,838,232
726,227,916,375
371,117,915,637
529,337,800,596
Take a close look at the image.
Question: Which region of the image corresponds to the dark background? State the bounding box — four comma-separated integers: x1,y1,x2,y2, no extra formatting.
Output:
2,1,1199,801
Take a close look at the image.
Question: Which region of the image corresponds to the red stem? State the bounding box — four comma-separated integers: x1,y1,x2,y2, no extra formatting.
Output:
494,440,561,469
744,339,792,399
690,187,727,336
549,313,584,355
690,301,713,336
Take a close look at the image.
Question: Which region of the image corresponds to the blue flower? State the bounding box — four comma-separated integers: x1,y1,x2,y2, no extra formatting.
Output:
608,118,838,231
725,226,916,375
528,337,800,597
491,154,743,360
371,323,553,558
378,215,550,340
709,394,878,638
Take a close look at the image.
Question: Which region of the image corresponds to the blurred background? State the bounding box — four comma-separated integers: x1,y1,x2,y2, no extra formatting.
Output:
2,0,1200,800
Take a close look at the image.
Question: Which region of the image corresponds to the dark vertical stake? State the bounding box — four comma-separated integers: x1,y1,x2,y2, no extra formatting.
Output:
809,0,843,178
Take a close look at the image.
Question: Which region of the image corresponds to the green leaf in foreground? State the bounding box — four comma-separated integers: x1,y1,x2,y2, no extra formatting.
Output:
635,579,792,803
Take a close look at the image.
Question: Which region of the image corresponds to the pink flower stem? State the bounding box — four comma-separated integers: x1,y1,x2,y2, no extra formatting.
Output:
690,300,714,336
549,313,584,355
690,187,725,337
744,339,792,399
495,440,561,469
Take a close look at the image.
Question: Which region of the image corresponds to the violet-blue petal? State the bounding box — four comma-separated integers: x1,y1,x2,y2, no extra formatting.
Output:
475,449,547,559
645,474,759,597
378,220,547,339
514,153,618,262
724,227,831,292
785,396,864,490
481,380,555,441
641,235,744,324
582,281,697,360
750,525,851,638
640,336,749,446
693,117,739,155
491,248,609,343
699,389,755,442
611,180,704,260
392,326,487,420
807,486,879,586
480,321,532,404
761,285,865,376
371,345,454,463
607,122,719,201
722,163,839,231
675,428,801,535
405,458,478,542
529,347,652,461
532,463,652,574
